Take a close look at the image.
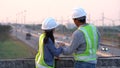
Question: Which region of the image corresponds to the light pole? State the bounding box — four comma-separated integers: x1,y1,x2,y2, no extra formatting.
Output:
23,10,27,25
15,13,18,38
18,10,27,33
15,11,22,38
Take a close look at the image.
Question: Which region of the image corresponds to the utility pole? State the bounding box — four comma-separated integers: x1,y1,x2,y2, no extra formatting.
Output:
118,9,120,25
16,14,18,38
20,10,27,32
102,13,105,27
23,10,27,25
61,16,64,34
102,13,105,34
23,10,27,33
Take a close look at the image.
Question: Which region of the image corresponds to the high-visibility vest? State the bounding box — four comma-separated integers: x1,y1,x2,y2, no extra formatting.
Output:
74,24,98,62
35,33,54,68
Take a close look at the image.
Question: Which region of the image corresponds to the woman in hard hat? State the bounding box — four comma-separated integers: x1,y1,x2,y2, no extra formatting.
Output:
35,17,63,68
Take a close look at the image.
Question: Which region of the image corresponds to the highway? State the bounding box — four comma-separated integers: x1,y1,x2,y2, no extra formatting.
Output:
11,26,120,58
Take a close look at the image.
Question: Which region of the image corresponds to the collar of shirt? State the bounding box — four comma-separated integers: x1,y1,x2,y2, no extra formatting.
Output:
78,23,89,29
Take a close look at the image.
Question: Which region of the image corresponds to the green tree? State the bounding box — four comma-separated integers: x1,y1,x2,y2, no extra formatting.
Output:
0,25,12,43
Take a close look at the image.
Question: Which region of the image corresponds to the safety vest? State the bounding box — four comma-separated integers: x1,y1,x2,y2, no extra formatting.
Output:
35,33,54,68
74,24,98,62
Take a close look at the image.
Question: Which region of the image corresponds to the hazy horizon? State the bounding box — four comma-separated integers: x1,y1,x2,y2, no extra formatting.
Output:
0,0,120,26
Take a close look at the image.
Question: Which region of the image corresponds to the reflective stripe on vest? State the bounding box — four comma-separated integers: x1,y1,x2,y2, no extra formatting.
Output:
74,54,97,61
35,33,53,68
36,62,47,68
74,24,98,62
90,25,98,50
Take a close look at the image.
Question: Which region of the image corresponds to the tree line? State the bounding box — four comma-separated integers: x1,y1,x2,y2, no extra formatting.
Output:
0,24,12,43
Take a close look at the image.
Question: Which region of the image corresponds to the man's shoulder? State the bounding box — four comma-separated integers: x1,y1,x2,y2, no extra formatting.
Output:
73,29,84,36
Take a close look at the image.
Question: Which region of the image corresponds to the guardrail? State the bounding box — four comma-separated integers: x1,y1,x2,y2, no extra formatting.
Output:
0,57,120,68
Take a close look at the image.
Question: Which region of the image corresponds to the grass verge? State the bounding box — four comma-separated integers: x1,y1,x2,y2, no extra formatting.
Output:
0,36,36,59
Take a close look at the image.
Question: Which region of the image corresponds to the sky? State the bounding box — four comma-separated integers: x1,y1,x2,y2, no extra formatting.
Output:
0,0,120,26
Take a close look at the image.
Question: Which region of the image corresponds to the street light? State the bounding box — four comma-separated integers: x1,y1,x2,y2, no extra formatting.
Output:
16,10,27,33
23,10,27,25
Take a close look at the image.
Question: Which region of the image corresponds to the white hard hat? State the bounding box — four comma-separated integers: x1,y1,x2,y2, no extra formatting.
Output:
72,8,87,18
41,17,59,30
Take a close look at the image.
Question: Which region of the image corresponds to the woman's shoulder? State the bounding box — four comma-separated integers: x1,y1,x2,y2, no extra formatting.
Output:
45,38,54,45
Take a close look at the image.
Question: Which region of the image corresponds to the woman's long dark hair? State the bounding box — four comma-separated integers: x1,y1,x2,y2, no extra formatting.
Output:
43,29,55,44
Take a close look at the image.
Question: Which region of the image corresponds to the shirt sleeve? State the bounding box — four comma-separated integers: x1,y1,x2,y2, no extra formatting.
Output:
63,30,85,55
47,39,63,57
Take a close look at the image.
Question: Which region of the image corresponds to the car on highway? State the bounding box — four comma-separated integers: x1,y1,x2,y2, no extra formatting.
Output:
26,33,32,40
101,46,109,51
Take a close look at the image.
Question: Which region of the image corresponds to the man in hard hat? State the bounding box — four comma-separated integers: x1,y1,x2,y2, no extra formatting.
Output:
62,8,100,68
35,17,63,68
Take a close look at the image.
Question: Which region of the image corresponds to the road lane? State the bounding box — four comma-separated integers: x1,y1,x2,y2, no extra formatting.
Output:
12,28,120,57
